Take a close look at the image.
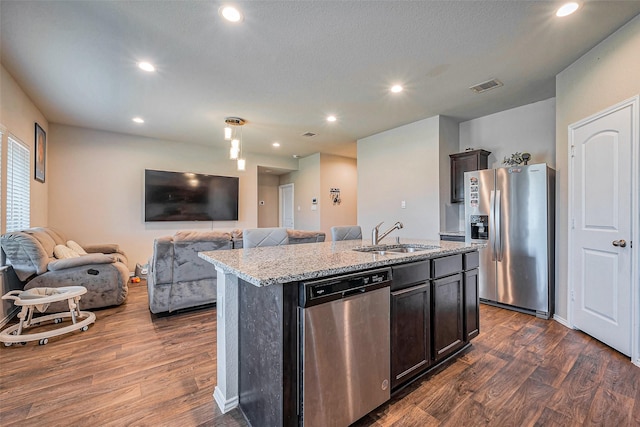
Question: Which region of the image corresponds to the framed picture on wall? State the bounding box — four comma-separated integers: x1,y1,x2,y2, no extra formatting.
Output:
35,123,46,183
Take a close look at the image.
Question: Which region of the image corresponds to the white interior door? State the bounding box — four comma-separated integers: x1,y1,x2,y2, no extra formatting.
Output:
279,184,294,228
569,100,635,356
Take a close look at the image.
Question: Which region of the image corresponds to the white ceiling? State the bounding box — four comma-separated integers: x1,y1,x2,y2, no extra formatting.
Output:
2,1,639,160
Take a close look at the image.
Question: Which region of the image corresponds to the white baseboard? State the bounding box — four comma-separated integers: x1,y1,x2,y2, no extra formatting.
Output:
214,386,239,414
553,314,572,329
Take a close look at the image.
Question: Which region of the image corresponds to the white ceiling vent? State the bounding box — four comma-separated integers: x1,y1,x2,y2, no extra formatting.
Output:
469,79,503,94
302,132,317,137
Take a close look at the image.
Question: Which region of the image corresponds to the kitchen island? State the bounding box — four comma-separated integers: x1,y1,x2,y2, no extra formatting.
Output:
200,238,481,426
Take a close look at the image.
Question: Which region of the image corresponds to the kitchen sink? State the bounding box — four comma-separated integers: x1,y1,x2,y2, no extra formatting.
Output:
365,250,403,256
386,246,429,253
353,244,440,255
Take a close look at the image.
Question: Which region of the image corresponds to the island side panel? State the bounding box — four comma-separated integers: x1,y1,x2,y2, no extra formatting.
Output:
239,279,299,427
213,267,239,412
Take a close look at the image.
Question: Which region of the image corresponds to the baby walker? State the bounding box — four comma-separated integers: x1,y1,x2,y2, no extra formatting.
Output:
0,286,95,346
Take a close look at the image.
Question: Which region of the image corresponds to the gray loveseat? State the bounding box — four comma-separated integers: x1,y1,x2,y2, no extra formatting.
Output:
147,230,233,314
147,228,325,314
0,227,129,312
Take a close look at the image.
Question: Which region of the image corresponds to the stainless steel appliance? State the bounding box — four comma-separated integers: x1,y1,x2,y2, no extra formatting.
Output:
464,163,555,319
299,269,391,426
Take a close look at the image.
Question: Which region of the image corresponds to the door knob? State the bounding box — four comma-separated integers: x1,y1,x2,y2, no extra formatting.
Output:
612,240,627,247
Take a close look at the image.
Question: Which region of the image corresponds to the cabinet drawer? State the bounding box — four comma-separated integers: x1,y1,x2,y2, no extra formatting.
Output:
391,261,430,291
464,251,479,270
431,254,463,279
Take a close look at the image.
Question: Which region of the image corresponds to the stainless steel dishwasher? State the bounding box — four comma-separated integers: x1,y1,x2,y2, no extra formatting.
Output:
299,268,391,426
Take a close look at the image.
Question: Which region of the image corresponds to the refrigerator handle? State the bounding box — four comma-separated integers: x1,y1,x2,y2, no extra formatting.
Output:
495,189,503,262
489,190,496,261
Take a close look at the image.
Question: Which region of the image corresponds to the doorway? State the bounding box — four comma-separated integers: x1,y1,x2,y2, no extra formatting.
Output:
568,96,639,364
279,183,294,228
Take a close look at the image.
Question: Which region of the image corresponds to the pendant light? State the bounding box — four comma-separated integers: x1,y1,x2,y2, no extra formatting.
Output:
224,117,246,171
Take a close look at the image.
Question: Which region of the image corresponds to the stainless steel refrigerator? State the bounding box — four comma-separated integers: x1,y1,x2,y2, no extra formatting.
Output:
464,163,555,319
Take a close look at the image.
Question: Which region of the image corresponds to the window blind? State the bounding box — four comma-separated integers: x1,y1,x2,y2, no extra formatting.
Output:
6,135,30,232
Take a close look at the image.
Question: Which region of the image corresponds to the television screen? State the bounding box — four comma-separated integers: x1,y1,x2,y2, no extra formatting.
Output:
144,169,239,222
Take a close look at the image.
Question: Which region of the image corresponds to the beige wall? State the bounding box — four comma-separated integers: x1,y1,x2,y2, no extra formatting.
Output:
358,116,441,242
0,65,49,231
280,153,321,231
48,124,298,270
555,14,640,320
280,153,357,237
319,153,357,240
257,173,280,227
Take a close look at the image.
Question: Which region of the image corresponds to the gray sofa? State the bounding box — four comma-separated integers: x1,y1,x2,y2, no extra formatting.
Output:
147,228,325,314
0,227,129,312
147,230,233,314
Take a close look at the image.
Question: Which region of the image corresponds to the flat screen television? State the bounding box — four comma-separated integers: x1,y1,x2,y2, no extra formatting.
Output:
144,169,239,222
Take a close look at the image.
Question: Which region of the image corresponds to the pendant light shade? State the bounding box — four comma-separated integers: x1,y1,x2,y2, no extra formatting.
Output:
223,117,247,171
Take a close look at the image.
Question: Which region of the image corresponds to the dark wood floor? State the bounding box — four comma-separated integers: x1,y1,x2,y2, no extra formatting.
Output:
1,281,639,426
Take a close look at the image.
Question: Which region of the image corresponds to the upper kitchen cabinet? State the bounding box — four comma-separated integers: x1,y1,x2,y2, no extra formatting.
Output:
449,149,491,203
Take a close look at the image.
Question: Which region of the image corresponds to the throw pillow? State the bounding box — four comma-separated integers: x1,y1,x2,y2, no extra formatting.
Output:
54,244,80,259
67,240,88,255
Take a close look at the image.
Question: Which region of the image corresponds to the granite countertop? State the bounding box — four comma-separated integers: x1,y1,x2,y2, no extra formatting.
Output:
199,238,482,287
439,230,466,237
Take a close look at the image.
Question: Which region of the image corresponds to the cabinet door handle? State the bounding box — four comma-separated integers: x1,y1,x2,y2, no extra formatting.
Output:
391,282,429,296
612,240,627,248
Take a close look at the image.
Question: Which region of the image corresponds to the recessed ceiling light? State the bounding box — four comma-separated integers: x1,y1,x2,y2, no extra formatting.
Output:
292,154,300,159
272,142,280,147
138,62,155,72
556,2,580,17
327,115,337,122
391,85,403,93
132,117,144,124
219,5,243,22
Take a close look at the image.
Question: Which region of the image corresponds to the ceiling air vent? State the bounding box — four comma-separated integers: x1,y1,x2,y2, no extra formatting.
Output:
302,132,317,138
469,79,503,94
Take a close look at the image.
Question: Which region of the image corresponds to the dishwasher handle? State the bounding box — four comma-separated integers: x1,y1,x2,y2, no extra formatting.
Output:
343,287,366,298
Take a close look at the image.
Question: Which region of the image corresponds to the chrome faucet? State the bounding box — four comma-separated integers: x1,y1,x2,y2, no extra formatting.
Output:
372,221,404,245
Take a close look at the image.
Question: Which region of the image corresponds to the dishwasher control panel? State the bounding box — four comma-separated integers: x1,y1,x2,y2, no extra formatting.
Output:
300,268,391,307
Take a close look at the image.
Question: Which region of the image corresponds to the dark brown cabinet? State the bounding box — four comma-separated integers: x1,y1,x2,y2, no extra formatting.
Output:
391,283,430,389
463,251,480,341
390,261,431,389
449,149,490,203
464,269,480,341
431,273,464,361
390,252,479,390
